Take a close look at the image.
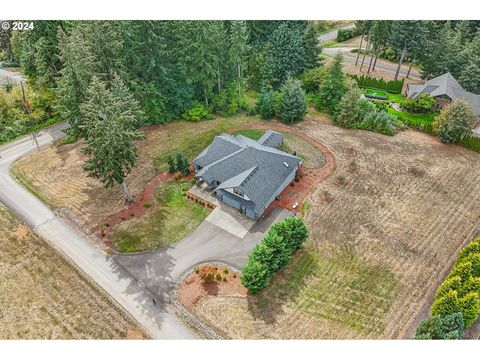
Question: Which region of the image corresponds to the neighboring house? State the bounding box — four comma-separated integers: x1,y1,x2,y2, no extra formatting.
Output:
406,72,480,116
193,130,302,220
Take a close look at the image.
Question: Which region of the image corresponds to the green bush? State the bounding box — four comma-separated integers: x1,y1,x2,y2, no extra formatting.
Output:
301,67,325,93
336,27,361,42
255,90,276,119
181,185,190,192
189,178,197,185
401,94,436,113
277,79,307,123
434,100,476,144
415,312,464,340
241,217,308,294
350,74,404,94
458,134,480,153
240,258,271,294
430,237,480,328
214,81,242,116
182,102,214,121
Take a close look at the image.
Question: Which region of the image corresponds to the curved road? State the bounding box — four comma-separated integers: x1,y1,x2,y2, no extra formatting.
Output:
0,123,195,339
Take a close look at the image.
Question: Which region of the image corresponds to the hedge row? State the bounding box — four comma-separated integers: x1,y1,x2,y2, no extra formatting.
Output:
351,74,404,94
430,237,480,328
458,134,480,153
336,27,361,42
415,312,464,339
240,217,308,294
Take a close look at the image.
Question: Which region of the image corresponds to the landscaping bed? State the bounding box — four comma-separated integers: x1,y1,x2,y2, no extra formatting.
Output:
177,264,247,312
364,89,388,100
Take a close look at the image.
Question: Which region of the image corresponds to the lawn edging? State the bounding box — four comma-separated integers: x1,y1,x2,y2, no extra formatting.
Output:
172,261,244,340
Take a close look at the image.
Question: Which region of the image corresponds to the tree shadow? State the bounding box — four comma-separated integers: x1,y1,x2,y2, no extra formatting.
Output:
246,248,318,325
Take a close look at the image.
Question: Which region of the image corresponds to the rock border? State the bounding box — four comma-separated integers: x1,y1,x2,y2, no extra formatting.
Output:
172,261,244,340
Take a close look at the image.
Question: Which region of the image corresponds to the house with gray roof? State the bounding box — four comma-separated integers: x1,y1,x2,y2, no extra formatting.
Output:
193,131,302,220
406,73,480,117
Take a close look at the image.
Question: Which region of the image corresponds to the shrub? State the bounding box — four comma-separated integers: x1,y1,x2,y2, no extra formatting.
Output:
317,54,347,114
216,273,223,281
432,290,461,317
189,178,197,185
356,110,397,136
213,81,242,116
458,134,480,153
436,276,462,298
336,27,361,42
181,185,189,192
143,200,153,208
255,90,276,119
277,79,307,123
433,100,476,144
167,153,176,173
181,191,187,197
401,94,435,113
456,237,480,264
240,258,271,294
301,67,325,93
241,217,308,294
182,102,214,121
415,312,464,340
459,292,480,327
350,74,404,94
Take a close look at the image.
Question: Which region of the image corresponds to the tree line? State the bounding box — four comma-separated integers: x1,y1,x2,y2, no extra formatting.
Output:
353,20,480,92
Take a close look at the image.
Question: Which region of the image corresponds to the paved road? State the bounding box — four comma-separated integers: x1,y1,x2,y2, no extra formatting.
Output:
0,68,24,86
114,207,293,302
323,46,422,80
0,123,195,339
317,23,355,43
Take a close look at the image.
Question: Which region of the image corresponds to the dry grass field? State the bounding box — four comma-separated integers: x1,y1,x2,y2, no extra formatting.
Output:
191,118,480,339
11,116,261,230
0,204,144,339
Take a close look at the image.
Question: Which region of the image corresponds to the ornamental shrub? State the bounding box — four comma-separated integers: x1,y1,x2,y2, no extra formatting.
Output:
436,276,462,299
350,74,404,94
255,90,276,119
401,94,435,113
432,290,461,317
459,292,480,327
415,312,464,340
433,99,476,144
456,237,480,264
240,258,271,294
182,102,214,121
277,79,307,123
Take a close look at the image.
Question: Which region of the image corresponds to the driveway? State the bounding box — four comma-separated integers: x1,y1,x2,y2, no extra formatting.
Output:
114,207,293,302
317,23,355,44
0,123,195,339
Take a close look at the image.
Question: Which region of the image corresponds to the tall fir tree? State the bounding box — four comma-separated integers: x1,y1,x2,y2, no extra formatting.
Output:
229,21,250,104
278,79,307,123
317,54,347,114
80,75,144,202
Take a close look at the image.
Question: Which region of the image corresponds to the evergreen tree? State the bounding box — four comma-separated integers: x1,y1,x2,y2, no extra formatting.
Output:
57,27,96,138
388,21,428,80
433,99,476,143
335,86,361,127
278,79,307,123
317,54,347,114
459,31,480,93
229,21,250,104
303,22,322,69
255,90,276,119
268,23,306,88
80,76,144,202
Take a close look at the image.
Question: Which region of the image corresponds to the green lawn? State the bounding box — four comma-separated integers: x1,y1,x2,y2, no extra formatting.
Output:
232,129,265,141
110,181,210,253
387,107,438,127
386,93,405,103
253,248,398,336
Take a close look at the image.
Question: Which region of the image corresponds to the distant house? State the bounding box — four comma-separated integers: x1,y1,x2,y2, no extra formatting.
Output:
193,130,301,220
406,73,480,116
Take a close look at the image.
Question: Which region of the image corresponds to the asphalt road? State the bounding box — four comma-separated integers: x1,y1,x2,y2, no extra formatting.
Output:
0,123,195,339
317,23,355,43
322,46,422,80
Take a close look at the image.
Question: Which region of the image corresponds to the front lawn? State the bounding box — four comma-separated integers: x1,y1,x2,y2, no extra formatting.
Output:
110,181,210,253
387,107,438,128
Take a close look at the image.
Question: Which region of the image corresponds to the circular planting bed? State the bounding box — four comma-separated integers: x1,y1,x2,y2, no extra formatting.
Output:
177,263,247,311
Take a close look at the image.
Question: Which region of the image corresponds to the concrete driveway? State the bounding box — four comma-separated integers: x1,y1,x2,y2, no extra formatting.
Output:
205,205,255,238
114,207,293,302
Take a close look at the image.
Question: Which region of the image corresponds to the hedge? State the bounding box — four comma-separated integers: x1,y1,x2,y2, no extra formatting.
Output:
430,237,480,328
415,312,464,340
458,134,480,153
336,27,361,42
350,74,404,94
240,217,308,294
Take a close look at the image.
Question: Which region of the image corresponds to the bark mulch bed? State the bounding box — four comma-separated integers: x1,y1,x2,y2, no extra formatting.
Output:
177,264,247,311
91,170,194,246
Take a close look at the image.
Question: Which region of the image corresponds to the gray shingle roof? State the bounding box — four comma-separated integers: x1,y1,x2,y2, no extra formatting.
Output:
407,72,480,116
258,129,283,148
194,131,302,215
193,134,242,168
